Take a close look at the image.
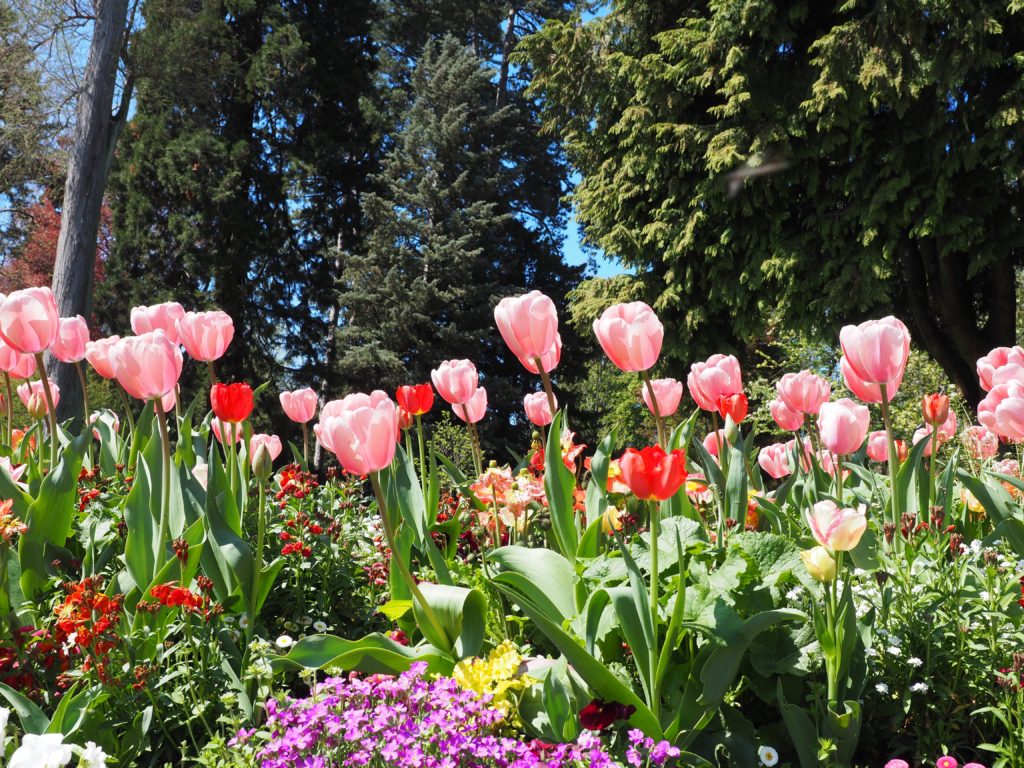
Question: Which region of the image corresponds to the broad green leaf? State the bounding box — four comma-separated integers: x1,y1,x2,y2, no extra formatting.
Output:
544,411,579,561
489,545,576,622
413,582,486,659
390,447,451,585
272,632,454,676
0,681,49,734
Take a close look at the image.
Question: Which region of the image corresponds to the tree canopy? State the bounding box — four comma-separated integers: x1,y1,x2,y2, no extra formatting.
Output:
521,0,1024,404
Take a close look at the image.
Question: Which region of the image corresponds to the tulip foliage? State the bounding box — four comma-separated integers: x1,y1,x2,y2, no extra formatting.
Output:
0,286,1022,767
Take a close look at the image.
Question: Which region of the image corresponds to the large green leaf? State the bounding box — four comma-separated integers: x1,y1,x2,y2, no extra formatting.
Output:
200,443,252,611
272,633,454,676
489,545,577,622
544,410,579,560
18,431,88,599
0,681,48,734
492,582,661,736
387,448,451,584
413,582,486,659
122,429,161,592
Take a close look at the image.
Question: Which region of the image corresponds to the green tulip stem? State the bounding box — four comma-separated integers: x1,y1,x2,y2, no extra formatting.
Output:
33,352,59,469
155,399,172,561
534,358,558,420
3,372,12,448
879,383,899,526
648,498,660,720
301,421,309,466
415,414,428,503
836,453,844,505
640,370,667,448
370,472,447,645
247,477,267,644
74,361,92,468
928,426,940,511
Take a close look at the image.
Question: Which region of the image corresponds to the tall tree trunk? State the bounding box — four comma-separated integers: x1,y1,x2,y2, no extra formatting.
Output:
49,0,132,423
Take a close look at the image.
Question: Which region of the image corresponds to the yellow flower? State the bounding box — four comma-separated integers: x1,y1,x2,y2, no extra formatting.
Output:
601,505,623,534
801,546,836,583
452,640,531,720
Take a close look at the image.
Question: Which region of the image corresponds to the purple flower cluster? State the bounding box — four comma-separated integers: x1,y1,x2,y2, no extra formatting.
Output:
240,662,680,768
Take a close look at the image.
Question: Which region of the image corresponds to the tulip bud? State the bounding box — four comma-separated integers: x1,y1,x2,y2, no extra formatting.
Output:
801,546,836,583
252,442,274,482
26,391,47,420
922,393,949,427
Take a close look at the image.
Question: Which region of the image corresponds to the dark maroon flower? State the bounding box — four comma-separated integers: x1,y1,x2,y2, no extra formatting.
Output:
579,698,636,731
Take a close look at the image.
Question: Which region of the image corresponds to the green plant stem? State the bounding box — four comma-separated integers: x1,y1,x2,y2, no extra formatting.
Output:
534,358,558,419
155,400,172,561
301,421,309,466
461,405,483,476
33,352,58,468
370,471,448,646
879,383,899,526
247,479,267,643
648,498,660,721
836,453,844,505
928,426,940,510
3,372,12,448
74,361,92,467
207,360,218,384
116,385,137,469
640,370,666,448
415,414,428,503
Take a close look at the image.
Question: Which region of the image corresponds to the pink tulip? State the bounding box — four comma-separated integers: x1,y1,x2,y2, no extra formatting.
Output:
454,386,487,424
884,760,910,768
840,355,905,404
431,359,479,405
50,315,90,363
592,302,663,372
642,378,683,417
702,429,728,459
977,346,1024,392
964,425,998,460
211,417,243,445
315,391,399,475
770,396,805,431
777,370,830,415
0,287,59,354
818,398,870,455
85,336,121,380
523,391,555,426
786,437,814,473
177,310,234,362
131,302,185,344
816,449,841,477
687,354,742,411
839,316,910,384
807,499,867,551
494,291,559,368
0,342,37,380
979,380,1024,442
0,456,26,484
249,433,283,466
758,443,792,479
519,334,561,375
280,387,318,423
866,430,890,462
17,380,59,413
110,330,183,400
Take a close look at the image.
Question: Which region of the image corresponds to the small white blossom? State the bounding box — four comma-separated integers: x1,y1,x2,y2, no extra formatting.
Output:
238,615,251,630
907,657,923,667
887,646,901,657
275,634,294,650
785,587,804,601
758,745,779,767
299,616,314,627
980,590,990,601
80,741,109,768
875,682,889,694
865,648,878,657
313,621,330,633
9,733,73,768
910,682,929,693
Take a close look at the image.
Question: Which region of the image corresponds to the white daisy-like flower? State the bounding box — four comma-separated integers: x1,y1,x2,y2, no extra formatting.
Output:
313,621,330,633
275,634,294,650
887,646,901,657
758,745,779,767
238,615,251,630
907,657,923,667
875,682,889,694
299,616,314,627
910,682,929,693
785,587,803,601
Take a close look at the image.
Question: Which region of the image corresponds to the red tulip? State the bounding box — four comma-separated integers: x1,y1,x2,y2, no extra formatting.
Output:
396,383,434,416
618,445,687,501
397,406,414,431
717,392,748,424
921,393,949,427
210,382,254,423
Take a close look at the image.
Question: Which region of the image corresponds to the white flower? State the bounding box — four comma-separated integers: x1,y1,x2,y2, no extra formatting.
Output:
907,657,923,668
9,733,74,768
238,615,251,630
275,634,294,650
980,590,990,601
758,745,779,767
61,631,78,656
875,682,889,694
80,741,109,768
910,682,929,693
886,646,901,657
313,621,329,632
865,648,878,657
298,616,313,626
0,705,8,734
785,587,803,601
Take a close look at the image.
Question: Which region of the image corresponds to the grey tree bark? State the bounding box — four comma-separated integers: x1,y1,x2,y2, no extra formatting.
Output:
48,0,133,423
